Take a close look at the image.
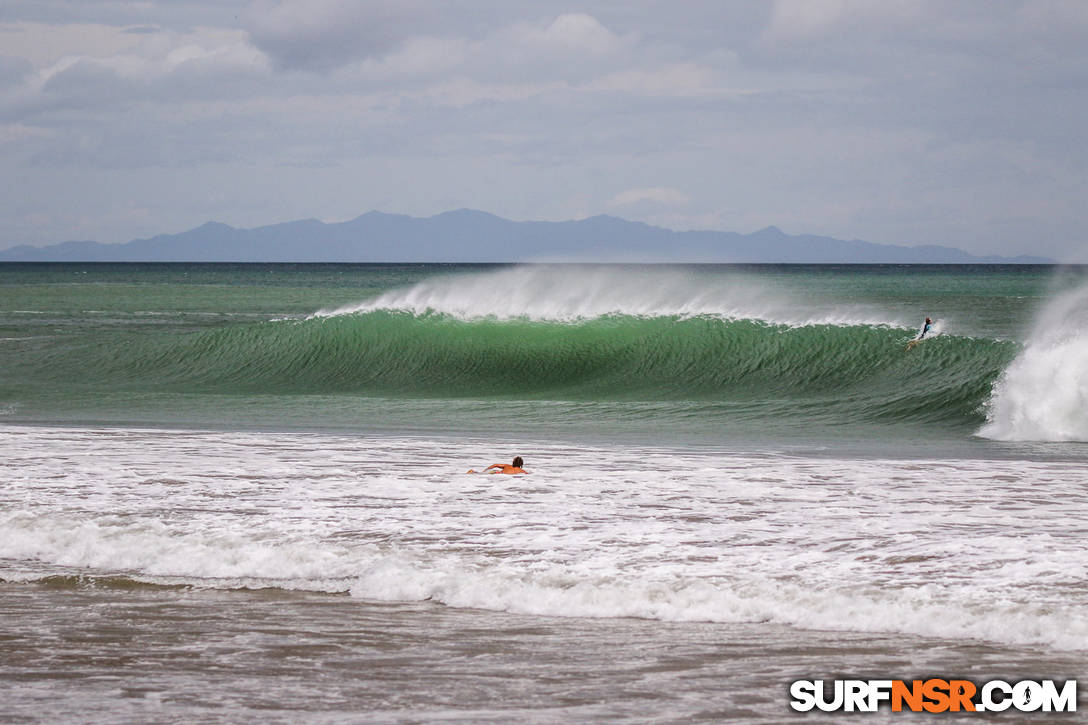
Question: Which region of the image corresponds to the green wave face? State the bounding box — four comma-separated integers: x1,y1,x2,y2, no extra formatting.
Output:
30,310,1017,428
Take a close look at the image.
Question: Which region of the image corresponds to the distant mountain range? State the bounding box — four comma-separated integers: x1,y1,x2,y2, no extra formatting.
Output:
0,209,1053,263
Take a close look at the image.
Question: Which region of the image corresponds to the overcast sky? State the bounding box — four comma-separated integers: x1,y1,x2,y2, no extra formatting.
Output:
2,1,1087,259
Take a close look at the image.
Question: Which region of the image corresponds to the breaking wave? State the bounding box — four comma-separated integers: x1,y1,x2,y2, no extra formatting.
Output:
12,266,1025,429
981,281,1088,442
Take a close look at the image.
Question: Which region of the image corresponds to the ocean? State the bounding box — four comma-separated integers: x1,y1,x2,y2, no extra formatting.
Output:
1,262,1086,722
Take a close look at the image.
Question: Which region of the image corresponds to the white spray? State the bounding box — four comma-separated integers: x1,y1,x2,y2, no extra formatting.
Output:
980,280,1088,442
310,265,905,328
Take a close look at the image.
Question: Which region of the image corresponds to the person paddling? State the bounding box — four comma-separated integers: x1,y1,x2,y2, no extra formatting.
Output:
467,456,528,474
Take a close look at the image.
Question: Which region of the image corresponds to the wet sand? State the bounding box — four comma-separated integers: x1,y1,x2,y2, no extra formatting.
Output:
2,580,1083,724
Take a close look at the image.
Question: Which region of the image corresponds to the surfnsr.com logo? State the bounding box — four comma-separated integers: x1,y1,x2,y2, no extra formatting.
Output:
790,679,1077,713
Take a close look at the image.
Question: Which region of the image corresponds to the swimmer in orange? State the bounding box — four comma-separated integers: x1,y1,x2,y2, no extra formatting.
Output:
467,456,528,474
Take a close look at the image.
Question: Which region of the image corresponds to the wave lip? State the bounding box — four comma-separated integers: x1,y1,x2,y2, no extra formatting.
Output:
311,265,906,328
981,282,1088,442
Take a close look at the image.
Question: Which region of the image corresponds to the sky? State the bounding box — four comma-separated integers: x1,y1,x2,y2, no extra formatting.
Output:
1,1,1087,260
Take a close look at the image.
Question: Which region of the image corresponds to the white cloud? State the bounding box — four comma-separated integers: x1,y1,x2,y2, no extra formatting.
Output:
348,12,635,89
763,0,929,42
588,63,724,97
513,13,627,56
0,24,270,119
608,187,691,207
354,35,470,81
0,22,150,66
324,13,635,96
481,13,633,79
9,23,266,86
0,122,50,146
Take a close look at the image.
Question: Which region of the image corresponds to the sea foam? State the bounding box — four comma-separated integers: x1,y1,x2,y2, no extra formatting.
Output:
3,426,1087,651
3,508,1085,651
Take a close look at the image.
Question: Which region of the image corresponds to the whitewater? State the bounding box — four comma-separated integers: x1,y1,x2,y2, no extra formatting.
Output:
981,279,1088,442
1,262,1086,722
4,424,1087,651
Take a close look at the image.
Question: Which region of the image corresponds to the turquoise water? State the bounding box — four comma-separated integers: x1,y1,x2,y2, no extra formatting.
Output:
1,262,1084,456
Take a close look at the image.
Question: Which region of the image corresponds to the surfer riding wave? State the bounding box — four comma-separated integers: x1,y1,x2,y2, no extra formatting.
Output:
906,317,934,350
